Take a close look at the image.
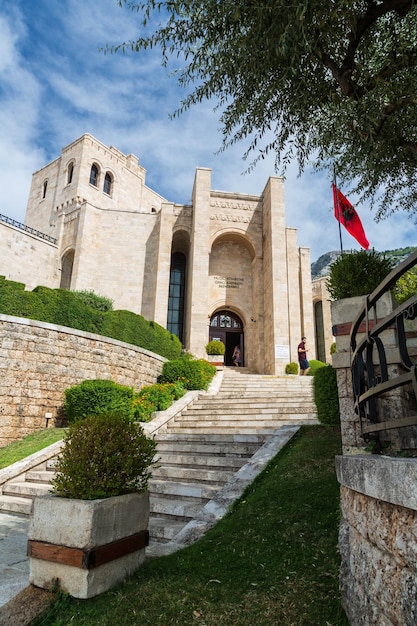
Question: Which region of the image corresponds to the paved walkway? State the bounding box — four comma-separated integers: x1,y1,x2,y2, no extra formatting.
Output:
0,512,30,609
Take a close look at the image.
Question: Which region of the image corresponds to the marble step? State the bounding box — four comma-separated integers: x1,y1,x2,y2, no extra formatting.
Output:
0,495,33,515
152,465,235,484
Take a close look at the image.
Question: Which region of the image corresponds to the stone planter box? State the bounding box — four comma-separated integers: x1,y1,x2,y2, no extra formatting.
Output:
206,354,224,368
28,491,149,599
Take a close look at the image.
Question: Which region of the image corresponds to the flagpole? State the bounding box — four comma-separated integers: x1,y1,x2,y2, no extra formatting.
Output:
333,165,344,254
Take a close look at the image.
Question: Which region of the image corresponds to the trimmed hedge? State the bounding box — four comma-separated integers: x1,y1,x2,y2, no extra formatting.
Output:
63,379,135,423
313,365,340,424
0,278,182,360
308,359,327,376
159,355,216,390
285,362,298,374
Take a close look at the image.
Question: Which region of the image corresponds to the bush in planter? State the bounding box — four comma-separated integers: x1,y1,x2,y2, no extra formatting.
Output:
285,362,298,374
63,379,135,423
326,249,394,300
51,413,157,499
313,365,340,424
205,340,225,355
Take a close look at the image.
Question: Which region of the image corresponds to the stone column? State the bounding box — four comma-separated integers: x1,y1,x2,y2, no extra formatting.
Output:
262,177,290,374
186,168,212,359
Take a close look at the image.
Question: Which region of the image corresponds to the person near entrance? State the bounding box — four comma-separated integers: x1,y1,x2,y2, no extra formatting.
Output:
232,345,242,366
298,337,310,375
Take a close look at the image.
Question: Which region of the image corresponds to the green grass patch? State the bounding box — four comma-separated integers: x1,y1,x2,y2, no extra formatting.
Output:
0,429,66,470
34,425,348,626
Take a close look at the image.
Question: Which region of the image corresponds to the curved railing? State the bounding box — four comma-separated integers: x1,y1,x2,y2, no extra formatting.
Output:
0,213,57,244
350,250,417,447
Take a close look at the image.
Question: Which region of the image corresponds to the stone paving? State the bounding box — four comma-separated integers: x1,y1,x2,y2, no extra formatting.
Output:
0,512,30,609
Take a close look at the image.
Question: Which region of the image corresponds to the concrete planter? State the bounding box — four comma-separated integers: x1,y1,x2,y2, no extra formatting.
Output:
28,491,149,599
206,354,224,368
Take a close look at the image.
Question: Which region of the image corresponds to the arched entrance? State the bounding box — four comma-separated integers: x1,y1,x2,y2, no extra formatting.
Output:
209,310,244,367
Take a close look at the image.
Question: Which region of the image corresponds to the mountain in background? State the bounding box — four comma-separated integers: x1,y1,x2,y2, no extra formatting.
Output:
311,247,417,280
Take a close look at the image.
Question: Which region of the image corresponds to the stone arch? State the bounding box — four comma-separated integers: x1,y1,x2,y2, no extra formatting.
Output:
60,249,75,290
209,229,257,261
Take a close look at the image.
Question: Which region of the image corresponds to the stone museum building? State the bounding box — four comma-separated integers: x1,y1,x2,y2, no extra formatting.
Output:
0,134,332,373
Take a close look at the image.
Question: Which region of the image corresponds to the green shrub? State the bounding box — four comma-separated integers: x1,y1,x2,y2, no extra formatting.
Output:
51,413,157,499
100,309,182,360
285,362,298,374
63,379,135,423
205,340,225,355
330,342,337,355
159,354,216,390
133,382,186,422
313,365,340,424
71,289,113,311
0,278,182,360
308,359,327,376
327,249,395,300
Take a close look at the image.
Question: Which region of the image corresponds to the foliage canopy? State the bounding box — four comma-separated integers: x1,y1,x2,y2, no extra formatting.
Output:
113,0,417,219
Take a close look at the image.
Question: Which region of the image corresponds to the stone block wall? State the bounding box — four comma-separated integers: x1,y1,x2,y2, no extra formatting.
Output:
332,297,417,625
0,314,165,447
337,456,417,626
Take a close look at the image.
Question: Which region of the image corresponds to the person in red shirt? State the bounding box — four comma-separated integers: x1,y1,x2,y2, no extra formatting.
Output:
297,336,310,376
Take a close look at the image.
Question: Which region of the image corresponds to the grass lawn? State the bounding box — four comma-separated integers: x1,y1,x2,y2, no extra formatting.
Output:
0,429,66,470
33,425,348,626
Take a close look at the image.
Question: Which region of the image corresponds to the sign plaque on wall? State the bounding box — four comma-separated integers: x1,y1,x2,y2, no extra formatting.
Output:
275,345,290,361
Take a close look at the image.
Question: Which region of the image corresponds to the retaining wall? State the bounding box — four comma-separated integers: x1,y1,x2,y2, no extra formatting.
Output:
332,297,417,625
0,314,165,447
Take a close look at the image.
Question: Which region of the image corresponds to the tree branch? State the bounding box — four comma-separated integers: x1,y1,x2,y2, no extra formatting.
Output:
320,0,414,98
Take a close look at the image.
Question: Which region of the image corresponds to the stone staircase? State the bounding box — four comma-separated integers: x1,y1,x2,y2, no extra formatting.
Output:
0,369,318,553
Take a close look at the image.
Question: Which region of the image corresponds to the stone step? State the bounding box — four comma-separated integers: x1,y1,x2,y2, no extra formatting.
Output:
182,404,316,414
149,517,186,543
0,495,33,515
155,432,267,444
149,480,219,500
26,470,54,484
152,465,235,484
179,407,316,418
150,496,204,521
2,482,52,499
168,413,317,424
155,453,247,470
155,441,260,456
164,422,315,435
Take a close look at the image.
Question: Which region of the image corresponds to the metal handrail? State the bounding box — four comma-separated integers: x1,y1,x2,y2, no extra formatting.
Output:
349,250,417,448
0,213,57,245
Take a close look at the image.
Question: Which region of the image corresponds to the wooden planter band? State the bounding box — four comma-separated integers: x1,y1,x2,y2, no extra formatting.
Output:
27,529,149,570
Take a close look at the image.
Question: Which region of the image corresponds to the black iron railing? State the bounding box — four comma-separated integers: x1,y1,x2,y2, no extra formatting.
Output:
350,250,417,445
0,213,57,244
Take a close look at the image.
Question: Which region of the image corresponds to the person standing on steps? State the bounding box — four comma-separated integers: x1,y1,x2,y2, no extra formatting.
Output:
232,345,241,366
297,336,310,376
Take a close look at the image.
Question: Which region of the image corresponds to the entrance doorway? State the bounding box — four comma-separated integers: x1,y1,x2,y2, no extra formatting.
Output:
209,310,244,367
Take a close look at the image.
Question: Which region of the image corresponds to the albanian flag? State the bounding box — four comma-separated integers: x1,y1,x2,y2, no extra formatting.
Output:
332,183,369,250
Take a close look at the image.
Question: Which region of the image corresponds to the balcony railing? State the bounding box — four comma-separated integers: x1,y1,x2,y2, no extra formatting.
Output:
350,250,417,446
0,213,57,245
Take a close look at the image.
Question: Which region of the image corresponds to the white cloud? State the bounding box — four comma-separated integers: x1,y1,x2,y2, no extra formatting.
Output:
0,0,415,260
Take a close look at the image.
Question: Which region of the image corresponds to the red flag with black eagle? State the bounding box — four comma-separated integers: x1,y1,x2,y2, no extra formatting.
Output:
332,183,369,250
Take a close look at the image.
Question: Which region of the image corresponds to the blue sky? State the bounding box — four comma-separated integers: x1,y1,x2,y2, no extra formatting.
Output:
0,0,415,262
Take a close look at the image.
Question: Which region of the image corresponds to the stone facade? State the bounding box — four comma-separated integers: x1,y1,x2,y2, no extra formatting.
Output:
0,134,334,374
0,314,165,447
